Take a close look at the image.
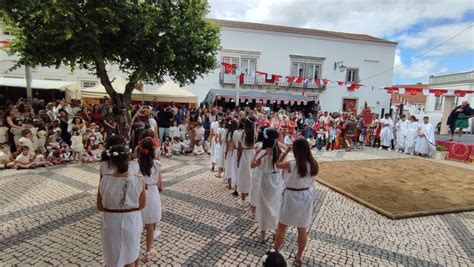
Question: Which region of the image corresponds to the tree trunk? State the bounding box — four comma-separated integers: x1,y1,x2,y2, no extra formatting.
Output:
93,53,127,109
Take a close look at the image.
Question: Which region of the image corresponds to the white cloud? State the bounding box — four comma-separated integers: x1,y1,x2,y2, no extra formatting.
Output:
398,22,474,56
208,0,473,38
393,49,443,81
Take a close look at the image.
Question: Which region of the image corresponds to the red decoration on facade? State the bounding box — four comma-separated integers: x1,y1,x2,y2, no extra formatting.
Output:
337,81,344,86
429,89,448,97
322,79,329,86
347,83,360,91
295,77,304,84
286,76,296,83
221,62,237,74
405,88,422,95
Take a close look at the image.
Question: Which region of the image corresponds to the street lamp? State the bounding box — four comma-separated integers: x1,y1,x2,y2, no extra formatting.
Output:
334,61,347,72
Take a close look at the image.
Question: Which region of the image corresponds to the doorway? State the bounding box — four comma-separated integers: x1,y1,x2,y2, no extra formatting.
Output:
342,98,358,113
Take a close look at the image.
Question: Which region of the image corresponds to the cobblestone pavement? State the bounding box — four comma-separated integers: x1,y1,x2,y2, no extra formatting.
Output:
1,148,473,266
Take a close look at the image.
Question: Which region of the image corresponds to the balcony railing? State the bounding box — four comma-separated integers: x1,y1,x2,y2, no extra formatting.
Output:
221,73,237,84
219,72,326,90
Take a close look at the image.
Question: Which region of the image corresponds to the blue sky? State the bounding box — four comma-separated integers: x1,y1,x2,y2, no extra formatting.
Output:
208,0,474,85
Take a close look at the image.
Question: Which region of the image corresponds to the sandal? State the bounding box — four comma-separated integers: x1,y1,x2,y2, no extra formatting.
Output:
143,249,157,262
294,254,302,265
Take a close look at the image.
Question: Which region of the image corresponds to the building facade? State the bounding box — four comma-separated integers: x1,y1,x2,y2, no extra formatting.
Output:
1,19,397,113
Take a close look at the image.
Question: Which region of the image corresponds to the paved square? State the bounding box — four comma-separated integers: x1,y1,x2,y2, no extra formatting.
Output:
1,148,473,266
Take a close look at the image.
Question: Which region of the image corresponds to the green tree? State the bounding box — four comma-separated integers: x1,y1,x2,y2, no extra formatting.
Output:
0,0,220,108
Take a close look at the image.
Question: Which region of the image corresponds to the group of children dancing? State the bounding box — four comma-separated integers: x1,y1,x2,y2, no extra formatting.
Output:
210,114,319,264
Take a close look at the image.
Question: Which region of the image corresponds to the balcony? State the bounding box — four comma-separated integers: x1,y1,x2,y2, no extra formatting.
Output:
220,73,237,84
243,75,255,85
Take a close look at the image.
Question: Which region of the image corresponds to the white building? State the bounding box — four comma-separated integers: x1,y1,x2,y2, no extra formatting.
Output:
1,19,397,113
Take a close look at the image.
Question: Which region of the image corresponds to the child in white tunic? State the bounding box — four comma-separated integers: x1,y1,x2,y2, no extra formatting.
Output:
237,116,257,206
134,136,163,262
274,138,319,264
224,120,238,191
252,128,284,242
215,120,226,178
404,116,419,155
97,144,146,267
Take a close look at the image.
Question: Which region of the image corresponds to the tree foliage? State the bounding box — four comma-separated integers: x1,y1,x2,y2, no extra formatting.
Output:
0,0,220,108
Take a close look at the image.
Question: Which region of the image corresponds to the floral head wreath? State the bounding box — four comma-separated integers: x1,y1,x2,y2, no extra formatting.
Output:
106,147,132,157
139,137,158,155
263,128,269,139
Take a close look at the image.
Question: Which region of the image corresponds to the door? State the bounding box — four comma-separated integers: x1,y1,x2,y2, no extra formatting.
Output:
342,98,357,113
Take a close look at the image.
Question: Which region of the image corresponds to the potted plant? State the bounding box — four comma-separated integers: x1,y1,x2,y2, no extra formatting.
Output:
435,145,448,160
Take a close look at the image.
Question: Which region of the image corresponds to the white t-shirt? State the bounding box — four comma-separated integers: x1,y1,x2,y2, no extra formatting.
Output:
16,153,32,164
149,118,158,133
0,126,8,144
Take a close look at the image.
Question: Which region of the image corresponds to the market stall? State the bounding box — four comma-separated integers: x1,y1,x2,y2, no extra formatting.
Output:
0,77,81,102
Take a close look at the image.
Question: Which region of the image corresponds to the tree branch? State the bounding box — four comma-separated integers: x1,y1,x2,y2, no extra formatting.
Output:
93,52,116,99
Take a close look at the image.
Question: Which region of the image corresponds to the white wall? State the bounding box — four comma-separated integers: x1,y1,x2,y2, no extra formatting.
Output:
185,27,396,113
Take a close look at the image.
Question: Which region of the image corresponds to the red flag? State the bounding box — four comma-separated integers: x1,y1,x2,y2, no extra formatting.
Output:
0,40,10,48
239,73,244,84
315,79,321,86
221,62,234,74
295,77,304,84
286,76,295,83
337,81,344,86
273,75,282,85
322,79,329,86
429,89,448,97
347,83,360,91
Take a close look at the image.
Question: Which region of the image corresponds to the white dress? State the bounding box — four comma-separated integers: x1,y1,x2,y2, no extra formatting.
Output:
231,130,242,187
216,127,226,169
250,142,263,206
210,122,220,164
70,135,84,152
237,132,255,194
131,160,162,224
404,121,419,154
224,131,236,182
255,150,284,231
99,172,143,266
415,123,436,156
380,118,394,147
396,119,409,149
279,161,315,228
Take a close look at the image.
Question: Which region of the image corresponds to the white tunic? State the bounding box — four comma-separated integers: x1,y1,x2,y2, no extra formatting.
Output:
380,118,394,147
255,150,284,231
131,160,162,224
230,130,242,187
99,172,143,267
70,135,84,152
404,121,419,154
216,127,226,169
224,130,235,181
279,161,315,228
396,119,409,148
237,132,255,194
249,142,263,206
415,122,436,156
209,121,220,164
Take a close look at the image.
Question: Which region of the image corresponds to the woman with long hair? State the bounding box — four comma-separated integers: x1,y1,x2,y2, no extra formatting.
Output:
251,128,284,243
273,138,319,264
4,108,22,152
58,109,72,145
236,116,257,206
224,119,238,191
100,135,126,178
97,144,146,267
133,137,163,262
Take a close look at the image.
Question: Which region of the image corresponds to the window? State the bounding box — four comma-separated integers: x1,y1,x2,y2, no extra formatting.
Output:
291,63,305,78
81,80,98,88
222,56,239,75
306,64,321,80
434,96,443,111
346,69,359,83
241,58,256,77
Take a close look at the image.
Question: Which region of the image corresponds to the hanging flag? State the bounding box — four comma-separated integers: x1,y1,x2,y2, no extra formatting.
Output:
315,79,321,86
273,75,282,84
265,74,274,83
295,76,304,84
337,81,344,86
239,73,244,84
406,88,422,95
221,62,237,74
286,76,296,83
429,89,448,97
0,40,10,48
322,79,329,86
347,83,361,92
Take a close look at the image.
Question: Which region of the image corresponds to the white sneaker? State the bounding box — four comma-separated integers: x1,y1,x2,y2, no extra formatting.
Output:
379,147,382,150
388,148,392,151
153,229,161,240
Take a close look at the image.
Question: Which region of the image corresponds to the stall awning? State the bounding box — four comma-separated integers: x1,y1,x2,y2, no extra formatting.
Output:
81,75,143,99
143,81,198,104
0,77,81,99
204,88,315,104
